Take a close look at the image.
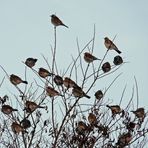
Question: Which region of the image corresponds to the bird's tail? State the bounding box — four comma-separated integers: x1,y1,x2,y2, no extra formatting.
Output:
22,81,28,84
13,109,18,111
115,48,122,54
62,23,68,28
38,106,46,109
106,105,111,108
84,94,91,99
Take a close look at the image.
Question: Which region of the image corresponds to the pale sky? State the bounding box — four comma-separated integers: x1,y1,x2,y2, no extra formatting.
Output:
0,0,148,108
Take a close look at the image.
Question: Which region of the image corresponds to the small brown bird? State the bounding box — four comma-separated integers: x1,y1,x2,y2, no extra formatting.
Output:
72,86,90,99
131,108,145,119
25,58,37,68
21,118,31,129
117,132,132,146
10,74,28,85
38,68,54,78
51,14,68,28
106,105,122,116
76,121,87,135
11,122,24,134
54,75,63,86
104,37,121,54
113,55,123,65
25,101,45,113
95,90,103,100
1,105,18,115
63,77,77,88
102,62,111,73
88,113,97,125
126,122,136,131
46,86,61,97
84,52,101,63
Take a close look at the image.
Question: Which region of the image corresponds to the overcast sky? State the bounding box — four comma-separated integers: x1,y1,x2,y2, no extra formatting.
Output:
0,0,148,108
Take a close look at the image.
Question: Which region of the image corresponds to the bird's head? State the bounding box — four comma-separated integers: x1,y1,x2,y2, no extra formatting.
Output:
50,14,56,18
104,37,109,41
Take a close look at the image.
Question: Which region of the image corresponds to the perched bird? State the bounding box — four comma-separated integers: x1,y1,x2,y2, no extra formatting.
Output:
54,75,63,86
126,122,136,131
95,90,103,100
11,122,24,134
131,108,145,119
51,14,68,28
113,55,123,65
63,77,77,88
21,118,31,129
1,105,18,115
106,105,122,116
76,121,87,135
38,68,54,78
46,86,61,97
104,37,121,54
84,52,101,63
117,132,132,147
25,58,37,68
25,101,45,113
72,86,90,99
88,113,97,125
102,62,111,73
10,74,28,85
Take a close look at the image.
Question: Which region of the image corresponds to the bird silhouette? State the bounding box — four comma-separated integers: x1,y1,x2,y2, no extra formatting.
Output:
10,74,28,85
84,52,101,63
51,14,68,28
88,113,97,125
106,105,122,116
1,105,18,115
76,121,87,135
131,108,145,119
25,101,45,113
11,122,24,134
46,86,61,97
72,86,90,99
38,68,54,78
21,118,31,129
94,90,103,100
25,58,37,68
63,77,77,88
104,37,121,54
54,75,63,86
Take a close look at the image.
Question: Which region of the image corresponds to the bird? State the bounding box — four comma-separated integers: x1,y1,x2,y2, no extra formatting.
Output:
46,86,61,97
104,37,121,54
50,14,68,28
1,105,18,115
21,118,31,129
38,68,54,78
131,108,145,119
117,132,132,147
53,75,63,86
11,122,24,134
10,74,28,85
25,58,37,68
25,101,45,113
94,90,103,100
102,62,111,73
72,86,90,99
88,113,97,125
76,121,87,135
106,105,122,116
84,52,101,63
113,55,123,65
63,77,77,88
